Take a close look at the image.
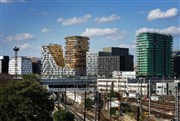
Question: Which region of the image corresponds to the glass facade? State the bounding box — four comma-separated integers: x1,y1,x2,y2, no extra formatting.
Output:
137,33,173,78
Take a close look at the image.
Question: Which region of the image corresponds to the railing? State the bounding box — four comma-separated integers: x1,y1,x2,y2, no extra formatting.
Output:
48,88,96,92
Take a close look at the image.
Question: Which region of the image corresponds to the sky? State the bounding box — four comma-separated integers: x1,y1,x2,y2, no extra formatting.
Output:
0,0,179,64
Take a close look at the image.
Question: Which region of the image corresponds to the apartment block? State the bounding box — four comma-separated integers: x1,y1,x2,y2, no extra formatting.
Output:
137,33,173,78
86,52,98,76
65,36,89,76
41,44,65,79
98,47,133,78
9,56,32,75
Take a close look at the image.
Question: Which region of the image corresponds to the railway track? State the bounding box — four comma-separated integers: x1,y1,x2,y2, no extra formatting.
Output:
59,101,84,121
60,101,96,121
128,98,180,112
128,98,180,120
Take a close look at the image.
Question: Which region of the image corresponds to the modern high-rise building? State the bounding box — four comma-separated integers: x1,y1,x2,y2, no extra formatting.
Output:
86,52,99,76
9,56,32,75
136,33,173,78
98,47,133,78
41,44,65,79
172,50,180,79
0,56,9,74
65,36,89,76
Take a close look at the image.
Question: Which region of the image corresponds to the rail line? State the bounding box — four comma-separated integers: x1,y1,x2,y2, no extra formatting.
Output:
59,101,84,121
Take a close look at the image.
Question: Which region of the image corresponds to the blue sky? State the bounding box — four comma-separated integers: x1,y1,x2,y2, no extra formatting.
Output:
0,0,179,64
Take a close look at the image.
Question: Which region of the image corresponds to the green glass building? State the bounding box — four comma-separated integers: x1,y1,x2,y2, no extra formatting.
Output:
136,33,173,78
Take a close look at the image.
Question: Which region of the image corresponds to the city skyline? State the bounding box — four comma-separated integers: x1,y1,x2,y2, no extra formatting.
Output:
0,0,179,62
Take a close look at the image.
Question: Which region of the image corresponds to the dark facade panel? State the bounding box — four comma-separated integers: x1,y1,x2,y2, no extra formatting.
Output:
0,56,9,74
173,55,180,79
102,47,129,56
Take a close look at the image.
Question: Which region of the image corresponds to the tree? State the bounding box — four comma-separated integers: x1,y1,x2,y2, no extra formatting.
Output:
22,74,41,84
85,98,94,110
53,109,74,121
0,80,54,121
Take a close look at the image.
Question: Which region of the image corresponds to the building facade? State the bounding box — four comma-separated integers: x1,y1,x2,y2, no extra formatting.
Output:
137,33,173,78
97,78,148,96
41,44,65,79
9,56,32,75
86,52,98,76
31,57,41,75
0,56,9,74
65,36,89,76
112,71,136,79
98,47,133,78
172,50,180,79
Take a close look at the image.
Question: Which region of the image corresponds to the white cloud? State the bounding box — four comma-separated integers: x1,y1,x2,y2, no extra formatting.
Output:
41,28,53,33
95,14,120,23
0,0,12,2
81,28,128,40
0,0,25,3
119,44,136,50
136,26,180,37
18,43,31,50
57,14,91,26
147,8,178,21
6,33,35,42
160,26,180,37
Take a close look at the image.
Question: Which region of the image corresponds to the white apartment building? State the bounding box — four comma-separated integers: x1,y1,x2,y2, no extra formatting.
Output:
86,52,98,76
112,71,136,79
9,56,32,75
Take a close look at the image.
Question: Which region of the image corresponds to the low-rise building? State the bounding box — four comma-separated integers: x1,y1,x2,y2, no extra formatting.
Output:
156,82,168,95
97,78,148,96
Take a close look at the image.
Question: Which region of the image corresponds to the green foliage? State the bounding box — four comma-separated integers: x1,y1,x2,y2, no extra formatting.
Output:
0,80,54,121
53,109,74,121
22,74,41,84
139,112,145,121
85,98,93,110
128,112,134,119
110,108,117,115
120,103,131,113
108,91,118,97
